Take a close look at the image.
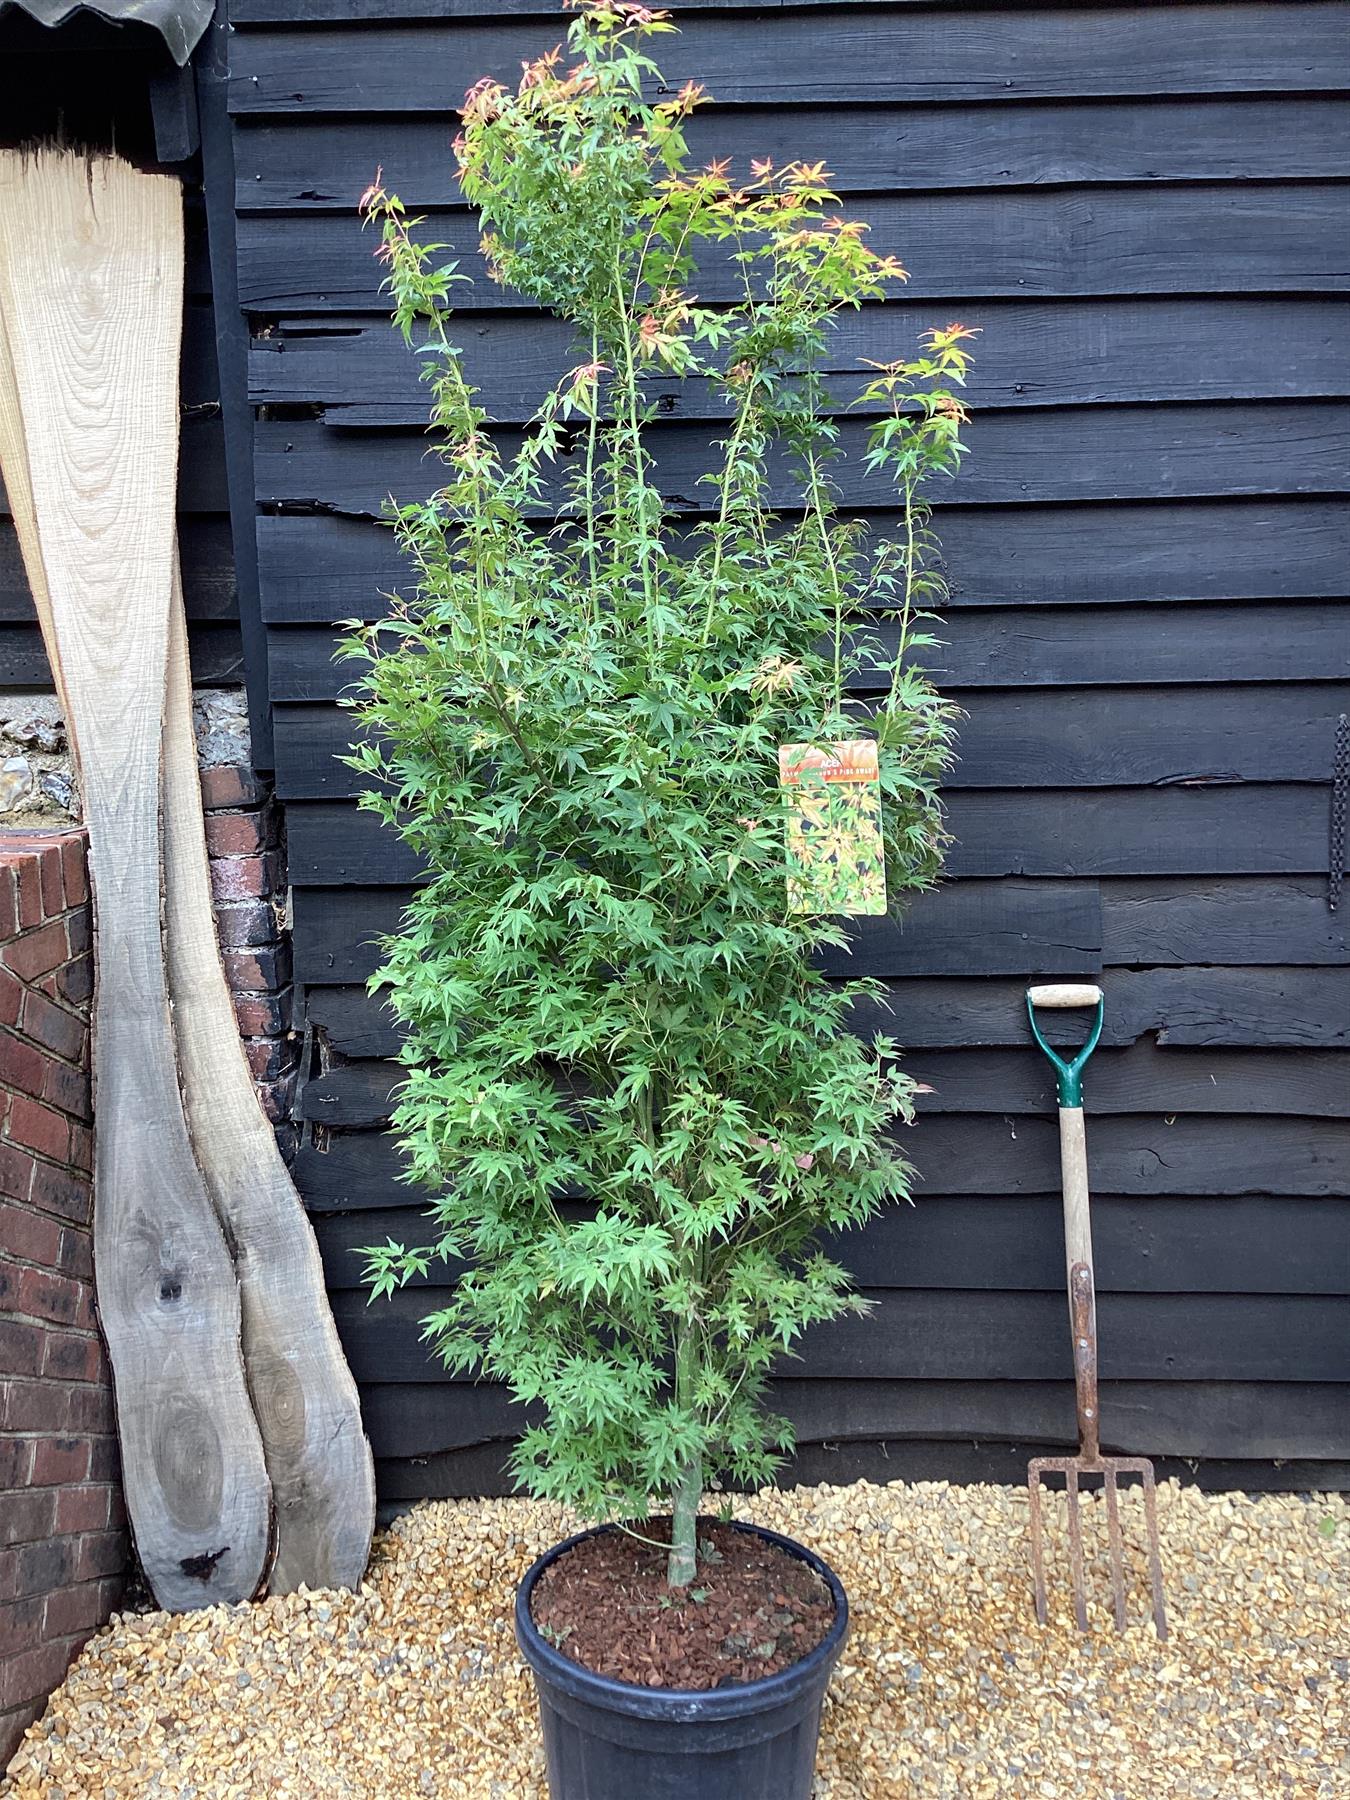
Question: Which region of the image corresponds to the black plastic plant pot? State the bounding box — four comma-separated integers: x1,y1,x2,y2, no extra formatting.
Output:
515,1520,849,1800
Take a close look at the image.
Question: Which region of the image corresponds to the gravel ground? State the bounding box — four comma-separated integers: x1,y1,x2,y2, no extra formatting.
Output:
3,1480,1345,1798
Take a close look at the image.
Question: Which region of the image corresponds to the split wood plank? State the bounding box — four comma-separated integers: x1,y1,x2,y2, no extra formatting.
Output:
161,581,375,1593
0,150,271,1611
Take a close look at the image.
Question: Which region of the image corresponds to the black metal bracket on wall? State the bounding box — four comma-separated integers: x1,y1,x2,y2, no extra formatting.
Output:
192,1,274,768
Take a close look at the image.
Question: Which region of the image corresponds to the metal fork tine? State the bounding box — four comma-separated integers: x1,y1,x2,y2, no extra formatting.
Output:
1103,1467,1127,1633
1028,1467,1048,1626
1065,1467,1088,1631
1141,1463,1169,1641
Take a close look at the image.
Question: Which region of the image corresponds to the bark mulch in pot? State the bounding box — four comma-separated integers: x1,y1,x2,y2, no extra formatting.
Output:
529,1517,835,1688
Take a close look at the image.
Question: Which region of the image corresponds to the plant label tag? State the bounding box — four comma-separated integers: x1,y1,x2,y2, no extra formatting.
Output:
778,739,887,916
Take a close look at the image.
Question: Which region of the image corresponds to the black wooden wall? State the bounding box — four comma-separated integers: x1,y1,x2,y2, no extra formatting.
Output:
222,0,1350,1500
0,13,241,699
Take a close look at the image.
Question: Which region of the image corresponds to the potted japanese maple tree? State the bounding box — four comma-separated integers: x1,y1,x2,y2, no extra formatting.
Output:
349,5,973,1794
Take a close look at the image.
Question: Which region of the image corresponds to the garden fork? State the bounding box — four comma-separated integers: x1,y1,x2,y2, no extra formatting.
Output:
1024,983,1168,1639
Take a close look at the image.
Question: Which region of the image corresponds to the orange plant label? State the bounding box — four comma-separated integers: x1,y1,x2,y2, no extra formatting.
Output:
778,739,887,916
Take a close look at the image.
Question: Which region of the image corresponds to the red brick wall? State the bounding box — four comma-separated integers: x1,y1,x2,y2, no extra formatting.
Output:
201,765,300,1137
0,830,124,1771
1,777,298,1767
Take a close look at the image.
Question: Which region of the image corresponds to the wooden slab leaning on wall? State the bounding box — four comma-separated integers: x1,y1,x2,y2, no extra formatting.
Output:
0,149,273,1610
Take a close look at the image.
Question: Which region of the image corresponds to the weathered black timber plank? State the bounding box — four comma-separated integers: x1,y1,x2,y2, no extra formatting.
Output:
1,622,245,690
904,1047,1348,1117
1,517,237,624
311,1195,1350,1296
235,186,1350,310
233,97,1350,209
350,1377,1350,1464
306,964,1350,1062
908,1115,1350,1200
298,1043,1347,1128
327,1286,1350,1382
943,789,1333,878
864,968,1350,1050
775,1380,1350,1460
1101,877,1350,966
198,5,279,763
289,875,1350,993
290,1114,1350,1208
266,603,1350,706
230,0,994,14
230,0,988,15
256,501,1350,627
250,299,1350,423
292,878,1103,987
272,686,1349,799
252,405,1350,518
372,1440,1350,1500
228,9,1350,113
283,787,1335,885
1100,877,1350,965
917,605,1350,688
0,409,227,517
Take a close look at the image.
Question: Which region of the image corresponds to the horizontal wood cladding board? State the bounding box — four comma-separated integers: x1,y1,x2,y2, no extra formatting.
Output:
249,299,1350,422
291,1114,1350,1207
281,787,1336,884
862,968,1350,1050
264,602,1350,702
310,1196,1350,1297
2,517,237,623
326,1286,1350,1382
233,97,1350,209
1,409,227,516
0,622,245,690
272,685,1350,798
228,0,1051,14
292,878,1103,986
349,1377,1350,1464
371,1440,1350,1500
227,9,1350,113
290,877,1349,987
303,965,1350,1060
235,185,1350,310
252,405,1350,517
228,0,1044,15
1096,878,1349,966
256,499,1350,627
298,1045,1349,1128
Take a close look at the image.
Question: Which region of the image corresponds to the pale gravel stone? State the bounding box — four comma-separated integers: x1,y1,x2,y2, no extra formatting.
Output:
0,755,33,810
192,688,251,769
2,1481,1345,1798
